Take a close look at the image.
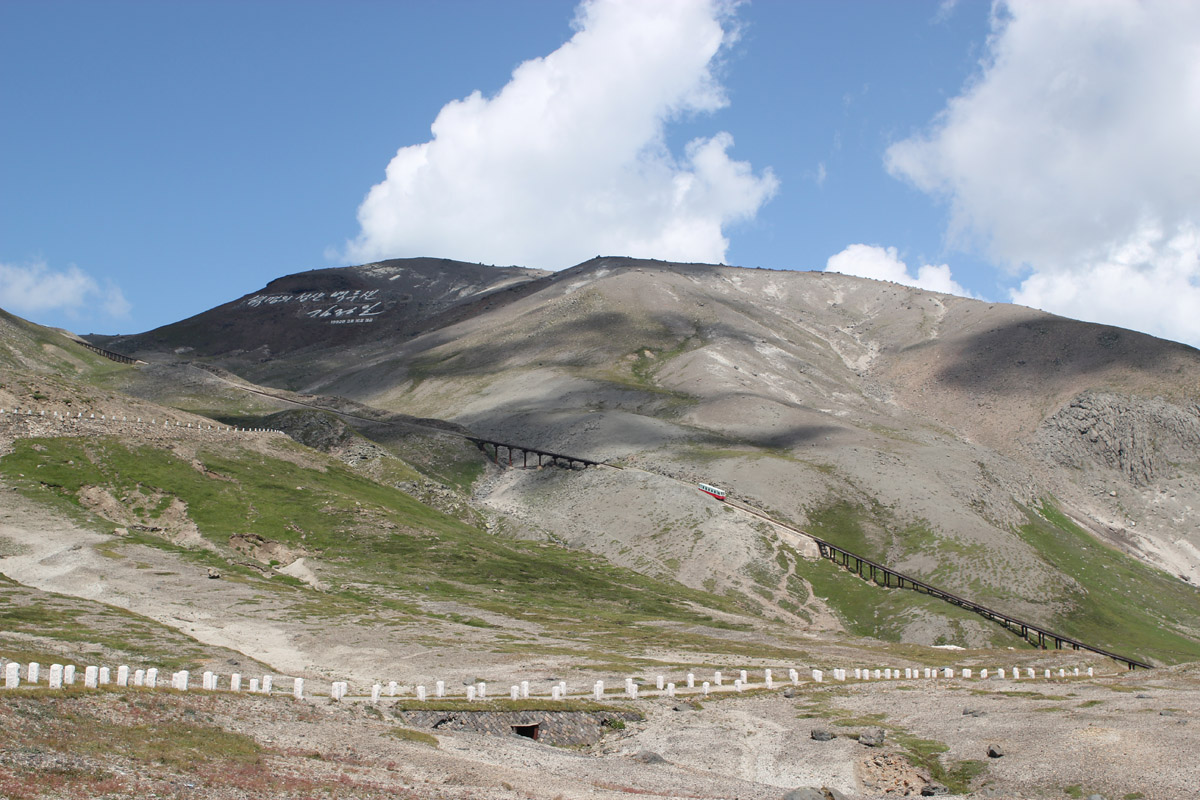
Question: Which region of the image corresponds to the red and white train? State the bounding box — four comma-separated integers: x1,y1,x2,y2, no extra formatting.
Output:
697,482,727,501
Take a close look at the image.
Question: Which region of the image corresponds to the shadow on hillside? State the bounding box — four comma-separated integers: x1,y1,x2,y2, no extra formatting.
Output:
931,317,1199,395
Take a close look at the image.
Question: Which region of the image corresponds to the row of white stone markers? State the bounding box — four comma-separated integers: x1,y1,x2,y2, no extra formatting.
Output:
0,406,280,435
3,659,1095,702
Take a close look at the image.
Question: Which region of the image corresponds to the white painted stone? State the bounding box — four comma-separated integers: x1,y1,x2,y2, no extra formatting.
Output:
962,669,971,679
248,678,259,693
714,670,723,686
202,671,214,690
739,670,748,684
924,668,932,679
550,686,560,701
904,668,912,679
231,673,242,692
520,680,529,699
476,681,486,699
262,675,273,694
1026,668,1034,679
812,669,823,683
511,686,520,700
371,683,382,703
416,685,426,702
84,666,99,688
656,675,665,690
594,681,604,701
64,665,76,685
1074,668,1080,677
998,668,1006,679
131,669,142,687
436,680,446,698
703,681,710,696
1059,669,1066,678
629,683,639,699
49,664,64,689
667,683,676,697
1087,667,1094,677
467,685,477,702
27,663,39,684
118,666,130,687
981,669,988,679
733,679,743,692
388,681,398,697
175,670,189,691
5,662,20,689
293,678,304,699
790,668,799,684
854,668,862,679
99,667,110,685
765,669,773,689
943,668,953,679
687,672,695,688
1044,669,1051,679
145,668,157,688
884,668,892,680
559,680,566,697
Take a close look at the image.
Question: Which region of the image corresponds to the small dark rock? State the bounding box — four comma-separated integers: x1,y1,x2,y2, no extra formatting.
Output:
1159,709,1176,716
859,727,886,747
962,708,987,717
1135,693,1152,699
921,783,950,796
783,686,796,698
782,789,826,800
987,744,1005,758
206,567,221,579
671,703,693,712
634,750,666,764
811,728,836,742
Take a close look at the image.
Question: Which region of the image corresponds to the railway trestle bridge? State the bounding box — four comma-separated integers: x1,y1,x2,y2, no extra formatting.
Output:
465,436,608,470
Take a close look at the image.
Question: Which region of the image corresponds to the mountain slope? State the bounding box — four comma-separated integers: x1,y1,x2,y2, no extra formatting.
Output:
75,257,1200,663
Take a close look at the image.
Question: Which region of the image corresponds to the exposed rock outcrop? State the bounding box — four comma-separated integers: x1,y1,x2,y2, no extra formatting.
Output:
1037,392,1200,486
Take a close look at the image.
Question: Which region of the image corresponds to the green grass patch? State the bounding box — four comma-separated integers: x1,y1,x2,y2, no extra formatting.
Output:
387,727,438,747
1015,500,1200,665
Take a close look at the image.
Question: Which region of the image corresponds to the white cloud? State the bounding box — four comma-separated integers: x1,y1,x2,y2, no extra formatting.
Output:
0,260,131,321
886,0,1200,347
825,244,977,298
1012,223,1200,345
346,0,777,270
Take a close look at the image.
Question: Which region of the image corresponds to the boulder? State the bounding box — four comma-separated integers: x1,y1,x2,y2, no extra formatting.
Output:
859,728,886,747
811,728,836,742
987,744,1005,758
782,789,826,800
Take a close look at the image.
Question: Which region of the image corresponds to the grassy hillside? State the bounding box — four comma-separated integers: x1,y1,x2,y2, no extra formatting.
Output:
0,435,788,663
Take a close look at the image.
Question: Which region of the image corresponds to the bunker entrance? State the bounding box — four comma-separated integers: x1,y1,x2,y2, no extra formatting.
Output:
511,723,540,741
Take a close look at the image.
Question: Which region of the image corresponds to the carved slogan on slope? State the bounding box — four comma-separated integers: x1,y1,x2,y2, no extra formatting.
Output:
241,290,385,325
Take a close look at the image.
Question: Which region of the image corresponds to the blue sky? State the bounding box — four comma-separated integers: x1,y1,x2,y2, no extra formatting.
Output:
3,0,1199,348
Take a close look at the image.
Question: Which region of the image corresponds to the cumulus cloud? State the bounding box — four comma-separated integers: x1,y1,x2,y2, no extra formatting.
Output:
0,260,131,320
346,0,777,270
886,0,1200,346
1012,223,1200,345
825,244,977,298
